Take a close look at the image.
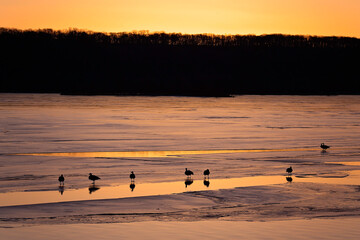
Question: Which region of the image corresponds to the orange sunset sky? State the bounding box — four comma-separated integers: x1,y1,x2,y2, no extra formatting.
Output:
1,0,359,37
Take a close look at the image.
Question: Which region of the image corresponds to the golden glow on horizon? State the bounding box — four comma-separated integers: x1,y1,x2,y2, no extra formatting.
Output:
1,0,359,37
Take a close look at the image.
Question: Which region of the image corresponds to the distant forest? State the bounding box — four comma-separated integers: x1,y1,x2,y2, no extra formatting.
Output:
1,28,359,96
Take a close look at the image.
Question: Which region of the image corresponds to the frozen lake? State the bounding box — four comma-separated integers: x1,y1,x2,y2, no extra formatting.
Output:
1,94,360,235
1,94,360,191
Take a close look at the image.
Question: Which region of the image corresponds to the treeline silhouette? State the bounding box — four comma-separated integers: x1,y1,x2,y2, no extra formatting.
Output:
1,28,359,96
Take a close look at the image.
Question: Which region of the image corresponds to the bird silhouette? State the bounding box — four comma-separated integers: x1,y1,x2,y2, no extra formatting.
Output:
185,168,194,178
89,173,100,184
286,166,293,175
130,171,135,182
58,174,65,186
320,143,330,151
203,169,210,179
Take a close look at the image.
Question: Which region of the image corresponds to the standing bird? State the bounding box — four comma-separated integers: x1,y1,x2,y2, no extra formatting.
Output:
130,171,136,182
286,166,293,175
320,143,330,151
89,173,100,184
58,174,65,186
203,169,210,179
185,168,194,178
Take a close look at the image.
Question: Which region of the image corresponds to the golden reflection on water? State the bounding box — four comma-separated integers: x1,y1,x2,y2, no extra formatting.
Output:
13,148,329,158
1,171,360,207
12,147,360,158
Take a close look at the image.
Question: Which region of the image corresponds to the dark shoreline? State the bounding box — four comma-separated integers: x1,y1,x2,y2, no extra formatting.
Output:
1,28,359,97
1,92,355,98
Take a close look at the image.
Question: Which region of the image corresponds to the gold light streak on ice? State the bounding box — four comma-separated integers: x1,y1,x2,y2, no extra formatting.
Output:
13,148,323,158
11,147,359,158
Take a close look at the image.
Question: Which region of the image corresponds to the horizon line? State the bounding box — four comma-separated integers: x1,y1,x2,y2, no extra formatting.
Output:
1,26,359,40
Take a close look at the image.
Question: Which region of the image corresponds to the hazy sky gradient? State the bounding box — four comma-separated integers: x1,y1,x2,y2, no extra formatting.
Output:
1,0,359,37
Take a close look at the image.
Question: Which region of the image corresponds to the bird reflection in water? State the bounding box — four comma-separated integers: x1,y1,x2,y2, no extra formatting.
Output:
203,179,210,187
321,149,329,155
185,178,193,188
89,185,100,194
286,176,293,183
130,182,136,191
58,186,65,195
